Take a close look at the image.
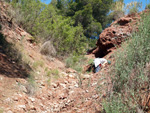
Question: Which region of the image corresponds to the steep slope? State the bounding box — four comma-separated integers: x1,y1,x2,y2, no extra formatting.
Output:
0,1,149,113
0,2,111,113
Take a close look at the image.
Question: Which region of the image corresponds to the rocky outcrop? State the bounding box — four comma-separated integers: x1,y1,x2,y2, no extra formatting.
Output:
92,10,149,57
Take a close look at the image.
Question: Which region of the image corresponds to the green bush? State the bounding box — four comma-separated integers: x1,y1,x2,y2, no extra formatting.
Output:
103,94,130,113
65,55,87,73
145,3,150,9
109,0,125,20
103,12,150,112
32,60,44,69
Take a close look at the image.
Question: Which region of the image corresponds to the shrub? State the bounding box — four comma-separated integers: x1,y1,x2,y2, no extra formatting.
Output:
145,3,150,9
88,59,93,65
103,12,150,112
109,0,125,21
65,55,87,73
103,95,130,113
110,10,124,21
32,60,44,69
40,41,57,57
125,1,142,14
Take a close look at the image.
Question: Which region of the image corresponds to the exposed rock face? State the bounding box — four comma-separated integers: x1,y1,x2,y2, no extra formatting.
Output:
92,10,149,57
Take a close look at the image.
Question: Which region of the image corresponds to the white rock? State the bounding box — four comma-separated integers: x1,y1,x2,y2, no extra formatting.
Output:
92,82,97,86
74,84,79,88
17,105,26,109
7,110,13,113
28,97,35,102
59,83,66,88
51,83,58,88
92,94,99,99
100,81,106,85
85,90,89,93
18,94,23,97
13,96,18,101
0,77,3,80
81,74,91,79
61,72,68,77
68,74,75,78
69,90,74,95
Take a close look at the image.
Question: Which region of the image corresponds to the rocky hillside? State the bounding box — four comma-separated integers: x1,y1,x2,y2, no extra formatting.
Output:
92,10,149,57
0,1,149,113
0,2,111,112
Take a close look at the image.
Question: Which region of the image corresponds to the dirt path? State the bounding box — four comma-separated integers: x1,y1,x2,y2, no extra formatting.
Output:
0,68,112,113
0,2,114,112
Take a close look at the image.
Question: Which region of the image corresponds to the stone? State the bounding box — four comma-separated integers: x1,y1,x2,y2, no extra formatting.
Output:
7,110,13,113
61,72,68,77
68,74,75,78
92,11,142,57
17,105,26,109
66,68,77,73
74,84,79,88
59,83,66,88
28,97,35,102
80,74,91,79
51,83,58,88
13,96,18,101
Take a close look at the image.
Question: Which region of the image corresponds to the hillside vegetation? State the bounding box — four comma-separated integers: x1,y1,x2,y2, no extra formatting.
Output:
6,0,114,56
103,12,150,112
0,0,150,112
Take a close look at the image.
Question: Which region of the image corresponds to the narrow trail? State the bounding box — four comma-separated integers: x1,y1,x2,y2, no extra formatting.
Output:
0,52,113,113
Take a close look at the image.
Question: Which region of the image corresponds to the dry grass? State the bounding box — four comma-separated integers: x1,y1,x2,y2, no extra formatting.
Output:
40,41,57,58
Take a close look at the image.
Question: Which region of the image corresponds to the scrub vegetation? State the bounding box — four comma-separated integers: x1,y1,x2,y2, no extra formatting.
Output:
1,0,150,112
103,12,150,113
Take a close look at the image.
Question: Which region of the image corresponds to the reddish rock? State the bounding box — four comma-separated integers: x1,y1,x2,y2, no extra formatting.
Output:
92,10,149,57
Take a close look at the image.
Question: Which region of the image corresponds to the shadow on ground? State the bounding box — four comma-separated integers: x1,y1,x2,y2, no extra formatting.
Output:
0,24,31,78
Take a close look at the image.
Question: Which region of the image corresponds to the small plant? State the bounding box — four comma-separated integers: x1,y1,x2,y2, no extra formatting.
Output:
103,95,130,113
109,0,125,20
21,35,25,41
45,69,60,79
77,74,83,88
46,70,51,77
51,69,59,79
26,72,37,95
145,3,150,9
88,59,93,64
65,55,87,73
27,72,35,85
32,60,44,69
47,78,51,85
